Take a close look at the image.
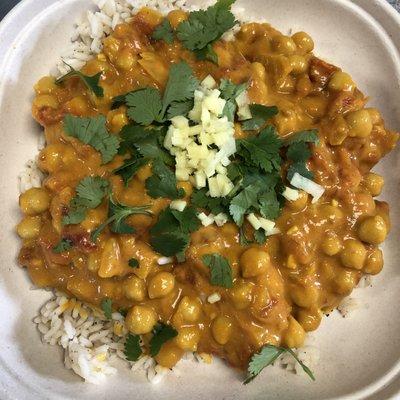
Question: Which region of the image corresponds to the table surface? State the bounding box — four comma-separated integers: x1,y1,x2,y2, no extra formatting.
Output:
1,0,400,20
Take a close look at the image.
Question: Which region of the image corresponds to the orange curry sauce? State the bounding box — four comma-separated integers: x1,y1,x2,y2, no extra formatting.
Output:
17,8,398,369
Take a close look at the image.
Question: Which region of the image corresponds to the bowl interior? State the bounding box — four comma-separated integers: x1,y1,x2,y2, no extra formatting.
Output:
1,0,400,399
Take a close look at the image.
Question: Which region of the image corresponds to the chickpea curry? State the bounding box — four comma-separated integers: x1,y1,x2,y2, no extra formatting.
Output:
17,0,398,381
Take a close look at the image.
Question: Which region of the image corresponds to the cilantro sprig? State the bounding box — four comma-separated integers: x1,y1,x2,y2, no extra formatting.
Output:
219,79,247,121
124,334,143,361
176,0,237,63
202,254,233,288
150,206,200,257
63,114,119,164
123,62,199,125
62,176,109,225
149,323,178,357
242,105,279,131
152,19,174,44
56,63,104,97
101,298,113,320
53,238,73,253
91,198,152,241
244,344,315,384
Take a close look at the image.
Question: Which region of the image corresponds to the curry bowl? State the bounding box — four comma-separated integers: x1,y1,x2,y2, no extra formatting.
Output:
1,0,400,399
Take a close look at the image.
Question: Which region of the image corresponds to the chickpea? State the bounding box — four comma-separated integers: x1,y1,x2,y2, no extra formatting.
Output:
288,191,308,211
64,96,89,115
328,71,355,92
363,173,384,197
333,268,358,295
272,35,297,55
353,192,376,216
38,143,76,173
367,108,382,125
319,204,344,223
34,76,58,95
229,280,253,310
301,95,327,119
125,305,157,335
154,341,184,369
211,316,233,345
321,234,342,256
328,116,349,146
123,276,146,301
174,296,202,325
364,248,384,275
292,32,314,54
283,316,306,348
33,94,59,109
16,216,42,239
174,326,201,351
148,272,175,299
357,215,388,245
345,109,373,138
240,248,271,278
297,308,322,332
116,48,136,70
290,285,319,308
110,112,128,133
87,252,100,272
19,188,50,215
340,240,367,270
296,75,313,96
167,9,188,29
289,55,308,74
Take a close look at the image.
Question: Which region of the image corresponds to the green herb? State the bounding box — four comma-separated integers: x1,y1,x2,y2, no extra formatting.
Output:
244,344,315,384
166,99,194,119
62,176,109,225
152,19,174,44
114,156,148,186
241,105,278,131
124,62,198,125
124,334,142,361
145,159,185,199
119,308,128,318
191,188,228,215
150,206,199,257
128,258,139,268
149,323,178,357
91,198,152,241
63,114,119,164
202,253,233,288
111,93,127,109
53,238,73,253
237,126,283,173
194,44,218,64
258,190,280,219
101,298,113,320
56,64,104,97
254,229,266,244
176,0,237,64
285,129,319,181
219,79,247,121
126,88,163,125
229,184,259,226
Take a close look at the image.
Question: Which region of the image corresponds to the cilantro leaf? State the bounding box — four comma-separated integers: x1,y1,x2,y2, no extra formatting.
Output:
91,198,152,241
149,206,198,257
191,188,228,215
285,129,319,145
101,298,113,320
53,238,73,253
202,253,233,288
254,229,267,244
194,44,218,64
167,99,194,119
242,105,278,131
286,141,311,162
111,94,127,109
244,345,315,384
63,114,119,164
124,333,142,362
152,19,174,44
150,323,178,357
126,88,163,125
258,190,280,219
161,61,199,116
176,0,236,63
287,161,314,181
145,159,185,199
128,258,139,268
229,184,260,226
219,79,247,121
62,177,109,225
237,126,283,173
56,64,104,97
114,155,148,186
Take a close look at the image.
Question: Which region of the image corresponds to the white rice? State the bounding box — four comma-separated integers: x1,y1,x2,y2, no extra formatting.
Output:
19,0,374,385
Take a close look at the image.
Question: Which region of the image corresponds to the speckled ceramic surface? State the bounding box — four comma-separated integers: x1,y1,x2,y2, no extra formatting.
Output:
1,1,400,399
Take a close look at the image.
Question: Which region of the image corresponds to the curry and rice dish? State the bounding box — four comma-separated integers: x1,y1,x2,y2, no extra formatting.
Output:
16,0,398,383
